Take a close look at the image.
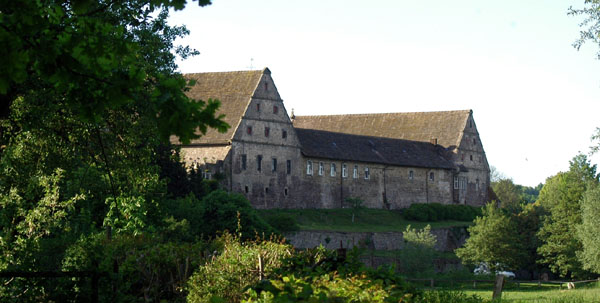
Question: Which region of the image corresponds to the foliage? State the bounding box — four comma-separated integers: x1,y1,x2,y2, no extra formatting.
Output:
570,0,600,60
492,178,523,211
199,190,275,239
398,224,437,275
536,154,598,278
262,213,300,233
186,232,292,303
403,203,481,222
576,183,600,273
455,203,526,272
345,197,364,223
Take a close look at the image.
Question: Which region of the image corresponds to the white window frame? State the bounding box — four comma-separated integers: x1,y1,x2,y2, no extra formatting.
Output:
454,176,459,189
353,165,358,179
330,163,336,176
306,160,313,175
364,167,370,180
318,162,324,176
342,163,348,178
408,170,414,180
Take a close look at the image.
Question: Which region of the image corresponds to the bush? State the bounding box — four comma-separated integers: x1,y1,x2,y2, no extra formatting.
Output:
403,203,481,222
186,233,291,303
263,213,299,233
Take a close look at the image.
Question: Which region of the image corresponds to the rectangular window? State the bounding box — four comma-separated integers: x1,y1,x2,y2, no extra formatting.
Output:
454,176,459,189
330,163,336,176
272,158,277,172
273,105,278,114
342,164,347,178
306,160,313,175
429,172,434,181
256,103,260,112
286,160,291,174
318,162,324,176
353,165,358,179
409,170,414,180
459,177,468,189
257,155,262,172
264,127,270,137
364,167,370,179
241,154,247,170
247,126,252,135
282,130,287,139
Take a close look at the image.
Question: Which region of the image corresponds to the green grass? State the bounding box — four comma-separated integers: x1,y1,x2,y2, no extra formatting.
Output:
432,281,600,303
257,208,471,232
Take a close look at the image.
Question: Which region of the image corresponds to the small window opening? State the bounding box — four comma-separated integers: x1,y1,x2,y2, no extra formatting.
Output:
318,162,324,176
409,170,414,180
364,167,370,180
241,154,247,170
264,127,270,137
353,165,358,179
342,164,348,178
247,126,252,135
256,103,260,112
257,155,262,172
265,187,269,194
282,130,287,139
330,163,336,176
273,106,278,114
284,188,288,196
470,155,473,161
307,160,313,175
429,172,435,181
286,160,291,174
272,158,277,172
244,185,249,193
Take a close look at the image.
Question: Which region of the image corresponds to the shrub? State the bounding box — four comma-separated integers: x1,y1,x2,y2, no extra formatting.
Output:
403,203,482,222
263,213,299,233
186,233,291,303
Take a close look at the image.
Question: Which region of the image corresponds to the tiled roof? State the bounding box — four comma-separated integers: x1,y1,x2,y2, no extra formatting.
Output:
296,128,455,169
293,110,471,149
171,69,265,145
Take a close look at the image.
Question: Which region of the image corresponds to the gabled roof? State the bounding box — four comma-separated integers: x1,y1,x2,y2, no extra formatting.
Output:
296,129,455,169
293,110,472,149
171,69,266,145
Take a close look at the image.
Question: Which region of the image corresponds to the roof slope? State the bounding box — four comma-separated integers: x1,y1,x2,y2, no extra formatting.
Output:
296,129,455,169
293,110,471,149
172,69,265,145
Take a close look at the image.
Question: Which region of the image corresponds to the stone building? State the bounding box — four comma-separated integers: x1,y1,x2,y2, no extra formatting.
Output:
172,68,490,209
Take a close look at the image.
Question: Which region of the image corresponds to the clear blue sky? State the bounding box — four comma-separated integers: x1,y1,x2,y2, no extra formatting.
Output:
169,0,600,187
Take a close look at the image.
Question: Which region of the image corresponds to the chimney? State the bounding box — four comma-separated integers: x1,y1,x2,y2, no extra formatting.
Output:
430,138,438,145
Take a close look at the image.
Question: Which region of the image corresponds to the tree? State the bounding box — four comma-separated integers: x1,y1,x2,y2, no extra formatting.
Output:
0,1,231,300
492,178,522,212
576,183,600,273
570,1,600,60
399,224,437,275
455,203,525,272
536,154,598,278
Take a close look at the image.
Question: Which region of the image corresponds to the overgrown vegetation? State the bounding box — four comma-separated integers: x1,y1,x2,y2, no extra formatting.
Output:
403,203,482,222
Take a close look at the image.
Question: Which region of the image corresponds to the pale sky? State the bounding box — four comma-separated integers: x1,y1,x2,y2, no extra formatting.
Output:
169,0,600,187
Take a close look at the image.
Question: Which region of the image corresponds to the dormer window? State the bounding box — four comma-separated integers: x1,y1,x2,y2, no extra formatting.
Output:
273,106,279,114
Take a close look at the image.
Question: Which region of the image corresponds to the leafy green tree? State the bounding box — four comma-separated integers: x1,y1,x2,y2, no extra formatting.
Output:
399,224,437,275
492,178,523,212
576,183,600,273
456,203,525,272
536,154,598,278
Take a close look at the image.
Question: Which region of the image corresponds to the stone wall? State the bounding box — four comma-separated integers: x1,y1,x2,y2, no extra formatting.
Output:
284,227,468,252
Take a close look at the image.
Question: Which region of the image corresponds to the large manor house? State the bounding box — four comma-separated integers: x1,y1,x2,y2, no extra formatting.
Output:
172,68,491,209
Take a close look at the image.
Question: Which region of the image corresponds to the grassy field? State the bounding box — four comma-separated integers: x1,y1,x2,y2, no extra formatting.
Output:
425,281,600,303
257,208,471,232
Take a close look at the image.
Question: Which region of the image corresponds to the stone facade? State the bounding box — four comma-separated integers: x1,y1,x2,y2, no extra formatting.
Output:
174,68,490,209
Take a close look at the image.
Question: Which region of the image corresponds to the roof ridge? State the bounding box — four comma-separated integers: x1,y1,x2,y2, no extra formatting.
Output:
183,69,266,76
294,109,472,118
